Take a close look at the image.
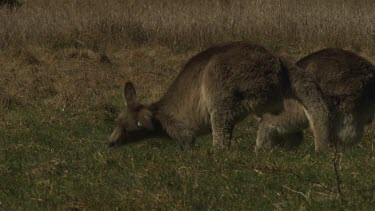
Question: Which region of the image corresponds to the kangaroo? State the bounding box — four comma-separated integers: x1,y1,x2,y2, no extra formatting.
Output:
108,42,332,151
256,48,375,151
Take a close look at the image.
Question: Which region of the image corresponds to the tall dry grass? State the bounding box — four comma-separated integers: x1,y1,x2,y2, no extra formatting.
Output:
1,0,375,130
0,0,374,51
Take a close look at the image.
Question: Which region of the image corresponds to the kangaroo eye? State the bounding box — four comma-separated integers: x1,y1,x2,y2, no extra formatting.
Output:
137,121,142,127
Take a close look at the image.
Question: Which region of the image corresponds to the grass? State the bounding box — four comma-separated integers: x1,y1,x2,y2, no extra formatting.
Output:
1,105,375,209
0,46,374,210
1,0,375,51
1,0,375,209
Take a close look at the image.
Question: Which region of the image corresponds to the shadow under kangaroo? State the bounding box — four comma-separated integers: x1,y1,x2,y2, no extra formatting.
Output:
109,42,332,151
256,48,375,151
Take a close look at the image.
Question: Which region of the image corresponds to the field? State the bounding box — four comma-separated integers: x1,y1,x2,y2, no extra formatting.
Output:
1,0,375,209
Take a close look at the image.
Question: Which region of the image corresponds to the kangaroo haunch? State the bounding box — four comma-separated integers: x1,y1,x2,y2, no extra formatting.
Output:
109,42,332,151
256,48,375,151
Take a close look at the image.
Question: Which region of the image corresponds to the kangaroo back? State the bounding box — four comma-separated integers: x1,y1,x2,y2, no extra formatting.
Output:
297,48,375,111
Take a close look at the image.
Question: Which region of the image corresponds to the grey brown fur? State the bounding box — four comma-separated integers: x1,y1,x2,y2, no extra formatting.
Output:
256,48,375,151
109,42,332,151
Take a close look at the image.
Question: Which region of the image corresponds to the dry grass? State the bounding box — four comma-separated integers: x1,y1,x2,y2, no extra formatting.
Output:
0,45,189,113
0,0,375,52
0,0,374,111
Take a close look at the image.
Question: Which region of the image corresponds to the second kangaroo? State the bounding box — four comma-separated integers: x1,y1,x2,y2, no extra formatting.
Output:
256,48,375,151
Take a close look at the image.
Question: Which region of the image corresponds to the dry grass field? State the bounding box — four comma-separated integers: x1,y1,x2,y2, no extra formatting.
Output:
0,0,375,209
1,0,375,51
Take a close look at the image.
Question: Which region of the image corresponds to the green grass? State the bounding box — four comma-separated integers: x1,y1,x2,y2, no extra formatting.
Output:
1,105,374,209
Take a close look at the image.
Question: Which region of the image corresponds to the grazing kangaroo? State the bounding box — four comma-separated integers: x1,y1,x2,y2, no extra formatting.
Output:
109,42,332,151
256,48,375,151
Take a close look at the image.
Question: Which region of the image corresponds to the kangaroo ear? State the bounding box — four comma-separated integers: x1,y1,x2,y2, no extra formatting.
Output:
124,82,138,106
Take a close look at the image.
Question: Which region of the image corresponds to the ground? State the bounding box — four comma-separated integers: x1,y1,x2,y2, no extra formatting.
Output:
0,45,374,209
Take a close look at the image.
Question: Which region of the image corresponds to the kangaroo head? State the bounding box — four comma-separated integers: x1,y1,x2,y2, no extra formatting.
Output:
108,82,156,147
